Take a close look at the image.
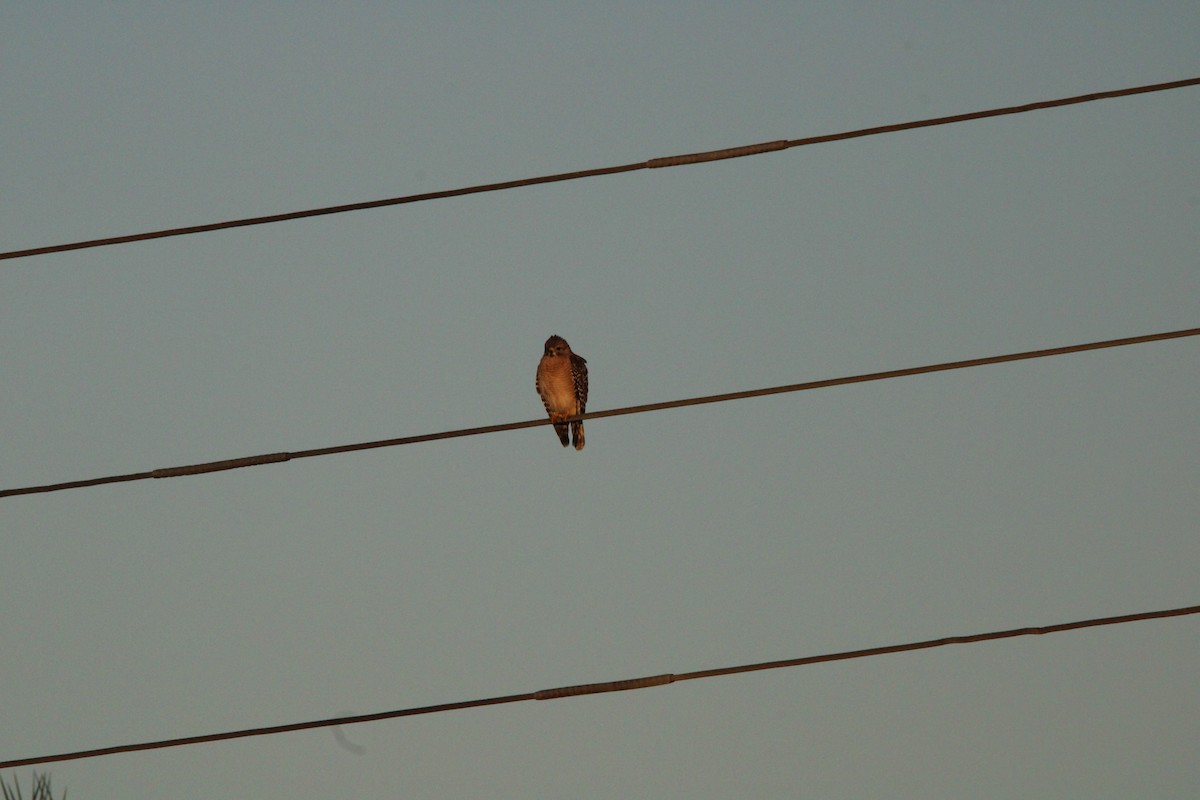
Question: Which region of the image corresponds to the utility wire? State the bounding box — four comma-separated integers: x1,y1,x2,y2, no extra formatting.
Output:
3,76,1197,263
3,603,1196,769
2,326,1196,499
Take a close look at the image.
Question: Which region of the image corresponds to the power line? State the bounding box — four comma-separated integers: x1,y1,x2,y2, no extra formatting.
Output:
3,76,1197,263
3,602,1195,770
2,326,1196,499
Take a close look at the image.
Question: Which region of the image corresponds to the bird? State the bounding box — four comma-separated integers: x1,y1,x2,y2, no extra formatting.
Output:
535,335,589,450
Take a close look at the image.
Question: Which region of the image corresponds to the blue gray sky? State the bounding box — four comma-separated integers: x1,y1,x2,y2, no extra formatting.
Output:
3,5,1198,798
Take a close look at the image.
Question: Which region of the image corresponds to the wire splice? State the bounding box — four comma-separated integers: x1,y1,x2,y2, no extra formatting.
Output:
646,140,790,168
534,674,677,700
151,452,292,479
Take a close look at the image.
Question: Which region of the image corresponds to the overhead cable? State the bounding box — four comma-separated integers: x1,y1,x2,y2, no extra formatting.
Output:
2,326,1196,499
2,603,1196,769
2,77,1197,262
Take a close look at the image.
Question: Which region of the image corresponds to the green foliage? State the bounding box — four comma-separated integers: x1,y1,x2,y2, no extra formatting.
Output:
1,772,66,800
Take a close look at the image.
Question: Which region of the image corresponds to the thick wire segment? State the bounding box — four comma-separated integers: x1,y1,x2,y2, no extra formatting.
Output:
3,76,1197,262
3,603,1196,769
2,326,1196,499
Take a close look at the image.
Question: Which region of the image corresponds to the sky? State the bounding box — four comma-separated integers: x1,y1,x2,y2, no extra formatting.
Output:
2,4,1198,798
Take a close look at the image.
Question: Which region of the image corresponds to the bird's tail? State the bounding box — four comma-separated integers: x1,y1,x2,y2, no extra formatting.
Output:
571,421,585,451
553,422,570,447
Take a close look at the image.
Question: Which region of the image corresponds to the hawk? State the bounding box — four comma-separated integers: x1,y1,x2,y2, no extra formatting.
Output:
535,335,588,450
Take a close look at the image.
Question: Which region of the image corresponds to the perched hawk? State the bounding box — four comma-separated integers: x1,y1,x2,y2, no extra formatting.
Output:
535,335,589,450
